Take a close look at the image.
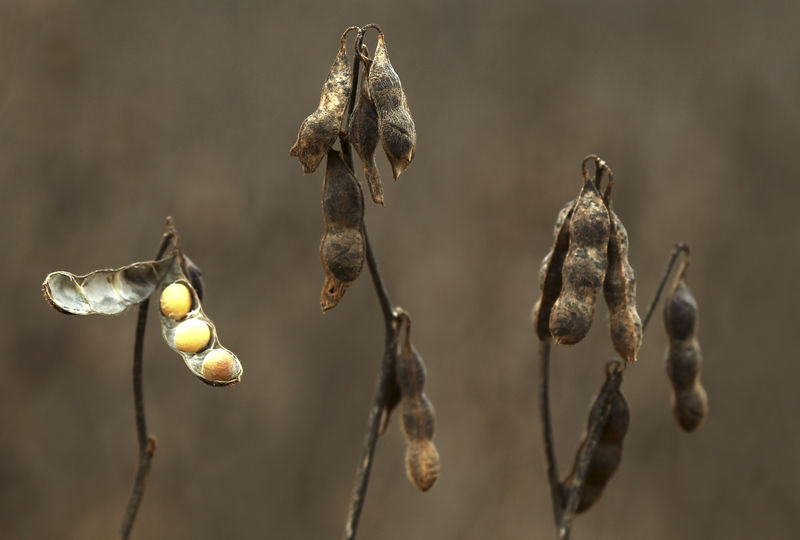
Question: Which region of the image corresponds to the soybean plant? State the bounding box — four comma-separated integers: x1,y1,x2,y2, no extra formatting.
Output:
42,218,242,539
289,25,437,540
532,157,708,540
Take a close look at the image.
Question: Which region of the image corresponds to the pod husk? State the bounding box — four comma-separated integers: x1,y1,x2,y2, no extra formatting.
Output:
348,53,384,205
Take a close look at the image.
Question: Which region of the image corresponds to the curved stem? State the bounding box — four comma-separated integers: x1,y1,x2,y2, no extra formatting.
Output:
538,339,562,525
119,225,175,539
641,243,690,330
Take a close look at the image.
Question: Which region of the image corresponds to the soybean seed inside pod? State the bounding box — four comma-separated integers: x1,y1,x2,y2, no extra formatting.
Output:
290,30,353,174
173,319,211,353
549,178,610,344
319,150,365,311
368,30,416,180
532,200,575,341
562,363,629,513
602,211,642,363
348,48,384,205
664,269,708,432
201,349,237,382
160,282,193,320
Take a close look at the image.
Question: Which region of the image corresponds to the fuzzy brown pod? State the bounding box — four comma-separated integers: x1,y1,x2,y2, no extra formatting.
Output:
319,150,365,311
550,178,610,344
348,48,384,205
43,257,175,315
368,30,416,180
664,269,707,431
602,211,642,362
531,200,575,341
405,439,440,492
562,363,629,513
158,256,243,386
290,29,354,174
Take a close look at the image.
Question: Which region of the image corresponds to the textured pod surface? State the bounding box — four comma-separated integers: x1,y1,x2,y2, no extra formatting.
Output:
664,271,708,432
348,60,383,205
603,211,642,362
405,440,440,492
395,342,426,397
290,36,352,174
319,150,365,311
550,180,610,344
158,256,242,386
401,394,435,442
368,32,416,180
43,256,175,315
563,383,629,514
532,200,575,340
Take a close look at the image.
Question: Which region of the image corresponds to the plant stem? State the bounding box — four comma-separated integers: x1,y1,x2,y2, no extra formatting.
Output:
538,339,562,525
119,225,175,539
341,228,398,540
641,243,689,330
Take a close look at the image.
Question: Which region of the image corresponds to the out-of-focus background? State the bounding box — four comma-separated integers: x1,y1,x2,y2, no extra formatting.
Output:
2,1,798,538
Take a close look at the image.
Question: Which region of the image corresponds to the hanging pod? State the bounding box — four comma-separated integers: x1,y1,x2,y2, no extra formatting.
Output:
319,149,366,311
158,256,243,386
348,44,384,205
531,199,575,341
664,260,707,432
290,28,357,174
549,170,611,345
366,26,416,180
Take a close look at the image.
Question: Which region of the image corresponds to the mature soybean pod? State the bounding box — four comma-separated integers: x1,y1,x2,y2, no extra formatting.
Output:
319,150,365,311
368,31,416,180
348,50,384,205
550,179,610,344
290,30,354,174
395,322,440,491
603,211,642,362
531,200,575,341
664,271,707,431
562,366,629,514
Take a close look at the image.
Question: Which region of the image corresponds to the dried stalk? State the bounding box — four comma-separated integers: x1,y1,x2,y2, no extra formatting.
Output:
118,222,176,539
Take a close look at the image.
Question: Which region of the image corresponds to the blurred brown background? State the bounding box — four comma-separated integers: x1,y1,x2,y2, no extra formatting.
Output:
1,1,798,538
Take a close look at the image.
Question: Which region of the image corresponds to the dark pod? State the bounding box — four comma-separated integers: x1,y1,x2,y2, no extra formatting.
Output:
348,47,384,205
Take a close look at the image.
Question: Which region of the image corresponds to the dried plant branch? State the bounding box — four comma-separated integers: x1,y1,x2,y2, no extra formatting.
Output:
641,243,690,330
538,339,562,524
118,222,176,540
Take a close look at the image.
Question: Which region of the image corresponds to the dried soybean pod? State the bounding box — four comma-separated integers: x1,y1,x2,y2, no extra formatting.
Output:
562,363,629,513
532,199,575,341
549,176,610,344
664,265,708,431
42,256,175,316
319,150,365,311
603,211,642,362
367,26,416,180
181,254,205,301
290,28,356,174
348,45,384,205
394,312,440,491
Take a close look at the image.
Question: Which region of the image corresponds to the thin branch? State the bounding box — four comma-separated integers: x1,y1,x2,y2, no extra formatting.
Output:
538,339,562,525
119,224,176,539
641,243,689,331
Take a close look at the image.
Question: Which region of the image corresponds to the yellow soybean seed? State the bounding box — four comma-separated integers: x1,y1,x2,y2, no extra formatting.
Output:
174,319,211,353
202,349,236,381
160,282,192,320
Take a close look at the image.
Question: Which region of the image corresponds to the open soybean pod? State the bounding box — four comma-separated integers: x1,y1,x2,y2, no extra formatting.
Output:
348,43,384,205
320,149,365,312
550,165,611,345
562,362,629,513
366,25,416,180
531,199,575,341
158,255,242,387
664,259,707,432
43,257,175,315
602,210,642,363
290,27,357,174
